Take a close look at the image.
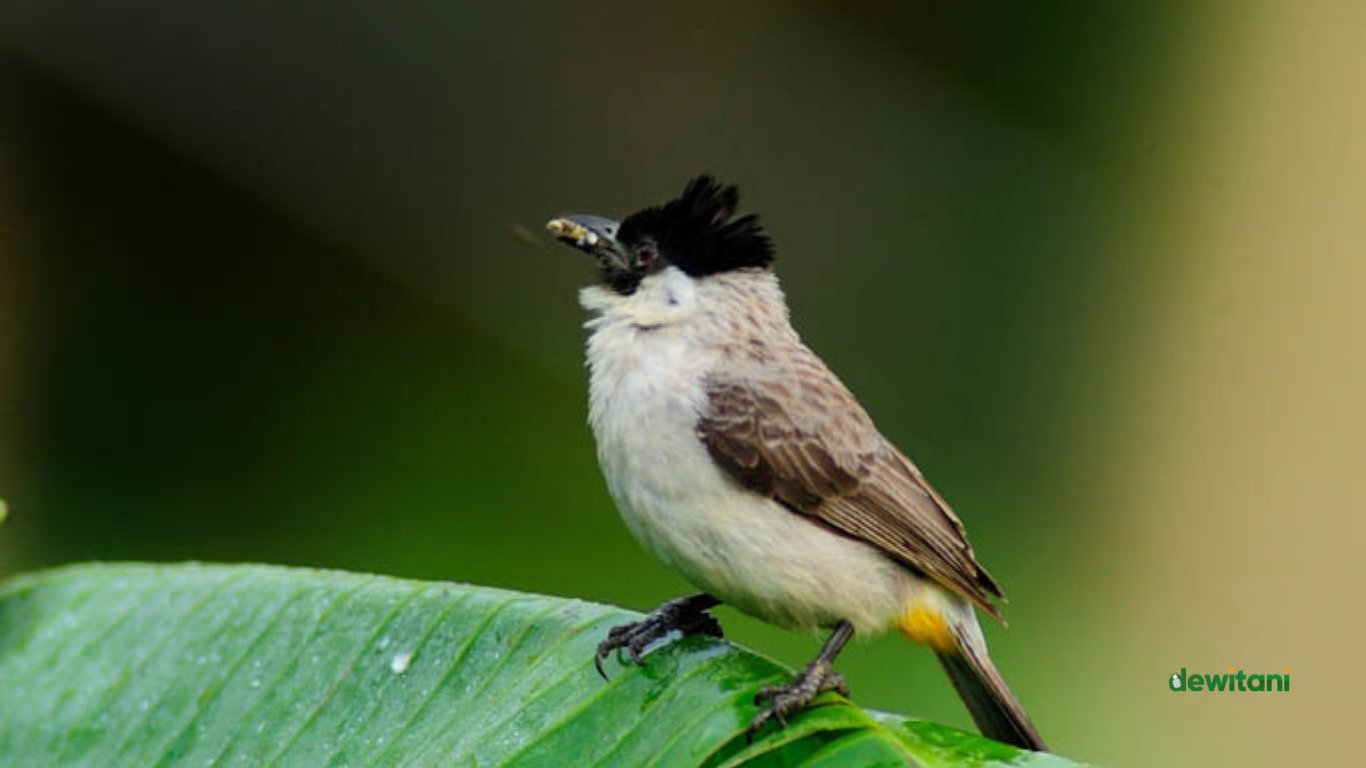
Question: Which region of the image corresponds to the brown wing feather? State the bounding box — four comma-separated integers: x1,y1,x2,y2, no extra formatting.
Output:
699,352,1004,618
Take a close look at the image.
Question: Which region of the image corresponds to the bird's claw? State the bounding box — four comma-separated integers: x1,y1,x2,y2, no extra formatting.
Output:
593,598,723,679
746,660,848,739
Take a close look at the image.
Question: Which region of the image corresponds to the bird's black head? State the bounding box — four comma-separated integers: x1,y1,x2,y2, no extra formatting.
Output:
548,176,774,294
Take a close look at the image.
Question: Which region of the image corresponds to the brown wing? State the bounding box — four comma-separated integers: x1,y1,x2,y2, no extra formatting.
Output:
699,350,1004,618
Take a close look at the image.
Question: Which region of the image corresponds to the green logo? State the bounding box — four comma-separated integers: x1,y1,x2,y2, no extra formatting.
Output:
1168,667,1290,692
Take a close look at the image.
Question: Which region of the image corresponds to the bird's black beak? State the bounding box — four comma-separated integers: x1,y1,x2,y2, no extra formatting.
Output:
547,214,628,273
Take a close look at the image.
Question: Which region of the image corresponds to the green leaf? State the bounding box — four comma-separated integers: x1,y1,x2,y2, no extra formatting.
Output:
0,563,1090,767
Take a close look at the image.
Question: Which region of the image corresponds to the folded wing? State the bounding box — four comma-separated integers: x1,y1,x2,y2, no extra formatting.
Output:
698,349,1004,618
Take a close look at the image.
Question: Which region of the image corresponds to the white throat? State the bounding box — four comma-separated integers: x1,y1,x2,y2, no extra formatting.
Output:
581,268,718,506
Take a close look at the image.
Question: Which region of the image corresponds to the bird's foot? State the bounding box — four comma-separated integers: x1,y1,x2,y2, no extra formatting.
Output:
594,595,723,679
748,659,848,737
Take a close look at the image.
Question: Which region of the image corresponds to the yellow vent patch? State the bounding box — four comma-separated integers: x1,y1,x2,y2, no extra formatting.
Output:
897,606,956,652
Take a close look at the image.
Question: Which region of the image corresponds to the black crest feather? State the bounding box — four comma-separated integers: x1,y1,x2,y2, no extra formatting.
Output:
618,176,774,278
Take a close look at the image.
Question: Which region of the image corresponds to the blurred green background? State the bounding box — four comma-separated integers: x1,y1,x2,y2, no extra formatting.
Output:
1,2,1361,766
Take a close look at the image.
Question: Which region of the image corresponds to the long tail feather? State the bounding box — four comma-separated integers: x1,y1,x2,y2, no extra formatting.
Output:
936,623,1047,751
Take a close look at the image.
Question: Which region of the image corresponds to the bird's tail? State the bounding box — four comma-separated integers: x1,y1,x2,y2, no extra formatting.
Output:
898,606,1047,751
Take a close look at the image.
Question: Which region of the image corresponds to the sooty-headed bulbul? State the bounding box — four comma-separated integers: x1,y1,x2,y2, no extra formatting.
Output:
547,176,1046,751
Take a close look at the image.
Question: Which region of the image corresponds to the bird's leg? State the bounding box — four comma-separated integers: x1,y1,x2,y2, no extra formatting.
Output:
594,593,723,679
748,621,854,736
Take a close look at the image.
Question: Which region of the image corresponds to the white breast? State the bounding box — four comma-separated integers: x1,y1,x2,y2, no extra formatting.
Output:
581,275,916,633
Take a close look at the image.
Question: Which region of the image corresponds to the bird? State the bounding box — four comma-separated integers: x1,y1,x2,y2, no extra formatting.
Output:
546,176,1046,751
